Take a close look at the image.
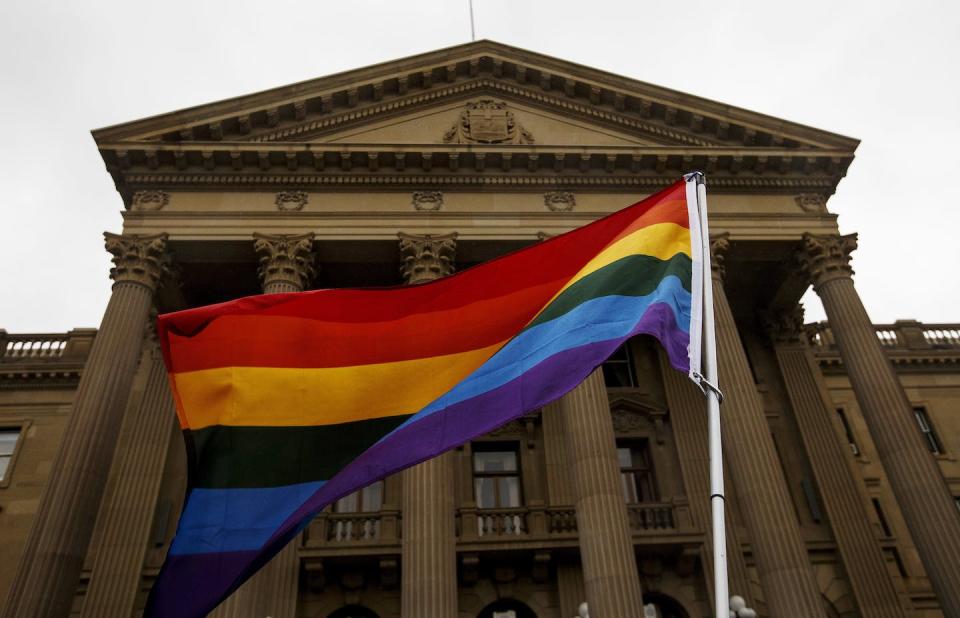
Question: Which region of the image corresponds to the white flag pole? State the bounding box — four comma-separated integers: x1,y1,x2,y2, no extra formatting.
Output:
684,172,729,618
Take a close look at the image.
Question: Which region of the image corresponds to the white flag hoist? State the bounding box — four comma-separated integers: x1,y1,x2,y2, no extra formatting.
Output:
684,172,731,618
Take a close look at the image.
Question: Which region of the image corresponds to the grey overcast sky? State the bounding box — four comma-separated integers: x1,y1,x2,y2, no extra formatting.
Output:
1,0,958,333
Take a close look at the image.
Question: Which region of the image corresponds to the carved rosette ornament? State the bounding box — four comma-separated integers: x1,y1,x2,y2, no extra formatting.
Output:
252,232,316,291
794,193,828,214
709,233,731,281
544,191,575,212
398,232,457,284
275,190,308,211
796,233,857,289
443,100,534,144
761,304,806,345
104,232,171,291
131,190,169,211
412,191,443,211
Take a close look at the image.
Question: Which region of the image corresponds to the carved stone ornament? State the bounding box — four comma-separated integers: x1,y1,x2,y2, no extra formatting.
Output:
104,232,171,291
795,193,828,214
443,99,534,144
611,409,648,433
485,418,525,437
144,308,163,359
709,233,731,281
252,232,316,291
131,190,169,211
762,304,806,344
544,191,575,212
398,232,457,284
796,233,857,289
611,401,666,444
412,190,443,211
275,190,308,211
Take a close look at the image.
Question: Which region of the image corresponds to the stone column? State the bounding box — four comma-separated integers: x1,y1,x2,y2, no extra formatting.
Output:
659,353,754,607
212,233,316,618
81,322,180,617
1,233,171,618
560,369,645,618
798,233,960,614
541,401,574,506
709,235,825,617
766,304,906,617
398,233,459,618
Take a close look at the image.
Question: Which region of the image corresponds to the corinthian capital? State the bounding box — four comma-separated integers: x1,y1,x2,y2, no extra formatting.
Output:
796,233,857,289
398,232,457,284
104,232,171,291
761,304,806,345
252,233,316,292
709,233,731,281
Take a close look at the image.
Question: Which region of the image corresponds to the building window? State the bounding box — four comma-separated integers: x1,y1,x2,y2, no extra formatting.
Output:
0,428,22,484
618,440,658,503
836,408,860,456
331,480,383,541
872,498,892,538
603,344,637,387
913,406,943,455
334,481,383,514
474,446,522,509
473,444,523,535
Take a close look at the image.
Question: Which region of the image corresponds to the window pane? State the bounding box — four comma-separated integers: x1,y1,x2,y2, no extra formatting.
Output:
617,447,632,468
602,362,634,388
914,407,943,454
475,478,497,508
0,430,19,457
474,450,516,472
621,472,639,503
360,481,383,512
0,456,8,482
335,491,359,513
499,477,521,507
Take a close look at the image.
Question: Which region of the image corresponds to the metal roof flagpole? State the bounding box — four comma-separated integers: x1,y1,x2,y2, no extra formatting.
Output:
468,0,476,41
685,171,729,618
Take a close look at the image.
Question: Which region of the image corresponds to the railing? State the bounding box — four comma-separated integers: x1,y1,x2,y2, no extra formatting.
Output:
924,326,960,347
304,509,401,547
306,500,689,551
2,333,68,360
475,507,527,537
806,321,960,352
627,502,675,531
326,513,382,542
546,507,578,534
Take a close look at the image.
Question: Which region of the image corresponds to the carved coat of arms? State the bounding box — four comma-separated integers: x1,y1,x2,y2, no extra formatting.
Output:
443,100,534,145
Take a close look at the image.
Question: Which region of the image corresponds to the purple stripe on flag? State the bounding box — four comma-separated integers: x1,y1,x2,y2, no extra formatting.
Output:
146,550,255,617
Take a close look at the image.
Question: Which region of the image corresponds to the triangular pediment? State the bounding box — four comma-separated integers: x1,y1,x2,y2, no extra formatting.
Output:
93,40,857,152
93,41,858,201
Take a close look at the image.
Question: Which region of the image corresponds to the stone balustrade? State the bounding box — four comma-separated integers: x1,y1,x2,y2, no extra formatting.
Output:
303,500,695,555
2,333,67,359
0,329,96,364
806,320,960,351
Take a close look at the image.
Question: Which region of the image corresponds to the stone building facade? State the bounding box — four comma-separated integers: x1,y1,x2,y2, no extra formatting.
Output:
1,41,959,617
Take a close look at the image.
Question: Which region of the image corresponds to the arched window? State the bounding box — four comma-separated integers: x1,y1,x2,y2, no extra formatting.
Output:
642,593,690,618
328,605,379,618
477,598,537,618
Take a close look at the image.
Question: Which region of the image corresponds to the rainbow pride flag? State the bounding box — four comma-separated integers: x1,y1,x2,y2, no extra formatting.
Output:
147,178,703,617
